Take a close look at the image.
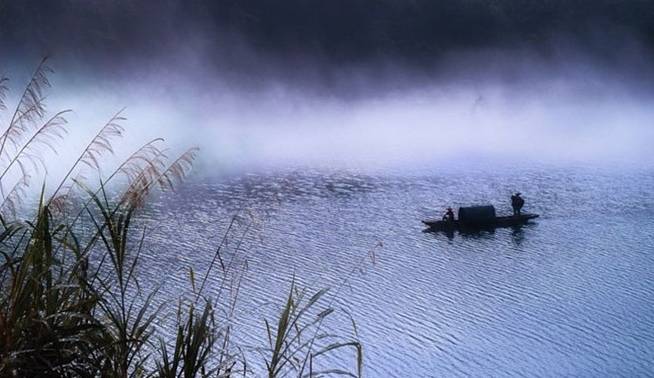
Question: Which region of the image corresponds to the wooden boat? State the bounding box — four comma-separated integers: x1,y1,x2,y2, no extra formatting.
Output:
422,205,539,231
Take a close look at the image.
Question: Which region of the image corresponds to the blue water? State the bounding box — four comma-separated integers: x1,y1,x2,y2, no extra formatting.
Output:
143,163,654,376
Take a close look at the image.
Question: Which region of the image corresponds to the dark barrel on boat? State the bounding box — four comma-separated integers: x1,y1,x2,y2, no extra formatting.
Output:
458,205,496,226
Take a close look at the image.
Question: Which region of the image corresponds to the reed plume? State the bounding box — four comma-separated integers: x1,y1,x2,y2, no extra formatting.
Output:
0,110,70,183
0,174,30,218
49,109,125,206
157,147,200,191
122,147,199,207
0,75,8,111
111,138,166,186
0,57,52,163
74,138,166,211
52,139,167,244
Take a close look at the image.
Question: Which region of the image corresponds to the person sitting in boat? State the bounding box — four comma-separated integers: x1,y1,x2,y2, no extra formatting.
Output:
442,207,455,222
511,193,524,216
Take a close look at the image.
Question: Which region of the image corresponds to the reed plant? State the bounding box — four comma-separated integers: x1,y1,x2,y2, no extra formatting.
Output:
0,59,364,377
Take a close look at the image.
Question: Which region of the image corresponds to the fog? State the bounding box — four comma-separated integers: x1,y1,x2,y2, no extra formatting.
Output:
26,58,652,178
2,0,654,180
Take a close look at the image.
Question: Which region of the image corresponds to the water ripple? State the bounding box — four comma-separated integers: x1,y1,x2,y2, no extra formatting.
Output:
138,166,654,376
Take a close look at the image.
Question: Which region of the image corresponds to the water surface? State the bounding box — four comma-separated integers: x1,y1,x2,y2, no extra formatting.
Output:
142,164,654,376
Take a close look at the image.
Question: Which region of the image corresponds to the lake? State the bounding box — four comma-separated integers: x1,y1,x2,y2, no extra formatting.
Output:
141,162,654,376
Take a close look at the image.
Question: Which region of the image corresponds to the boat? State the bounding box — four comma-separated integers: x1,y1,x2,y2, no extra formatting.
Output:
422,205,539,231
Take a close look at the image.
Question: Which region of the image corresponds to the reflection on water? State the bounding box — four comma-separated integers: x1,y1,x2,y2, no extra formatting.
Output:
510,226,526,246
427,224,532,245
140,165,654,376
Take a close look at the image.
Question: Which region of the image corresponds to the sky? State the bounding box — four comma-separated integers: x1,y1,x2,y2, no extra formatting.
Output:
1,0,654,172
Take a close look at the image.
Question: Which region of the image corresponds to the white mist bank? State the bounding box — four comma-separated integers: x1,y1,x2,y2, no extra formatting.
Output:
46,79,654,173
2,58,652,184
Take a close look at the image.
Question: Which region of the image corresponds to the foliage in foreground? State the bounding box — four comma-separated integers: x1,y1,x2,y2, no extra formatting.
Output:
0,59,363,377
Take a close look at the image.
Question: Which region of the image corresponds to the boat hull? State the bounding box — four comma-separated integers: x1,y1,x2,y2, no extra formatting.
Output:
422,213,539,231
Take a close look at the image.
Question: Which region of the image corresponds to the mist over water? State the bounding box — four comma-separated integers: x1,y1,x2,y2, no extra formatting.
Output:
3,1,654,174
4,51,648,180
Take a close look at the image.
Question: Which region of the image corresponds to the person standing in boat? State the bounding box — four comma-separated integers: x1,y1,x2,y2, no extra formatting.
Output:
511,193,524,216
443,207,455,222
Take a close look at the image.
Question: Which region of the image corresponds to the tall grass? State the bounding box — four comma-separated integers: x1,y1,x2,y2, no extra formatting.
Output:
0,59,364,377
